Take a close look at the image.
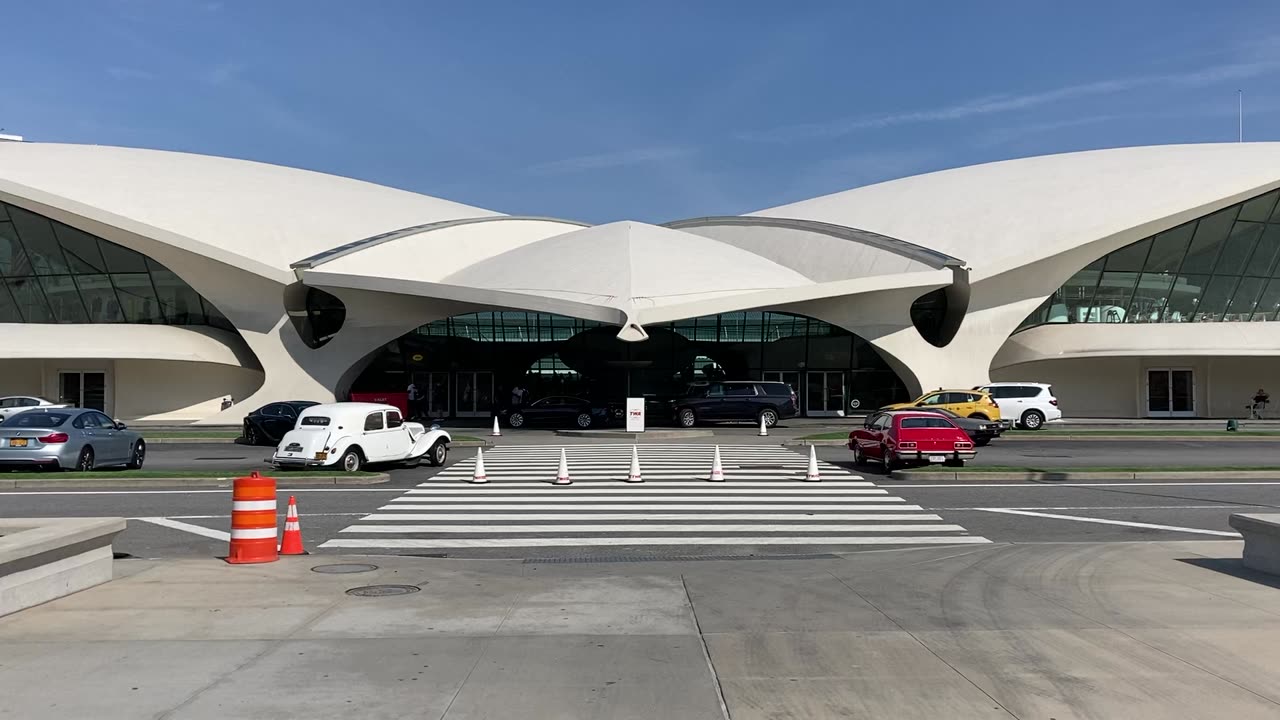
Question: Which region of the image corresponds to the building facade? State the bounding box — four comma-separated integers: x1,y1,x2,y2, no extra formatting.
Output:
1,140,1277,422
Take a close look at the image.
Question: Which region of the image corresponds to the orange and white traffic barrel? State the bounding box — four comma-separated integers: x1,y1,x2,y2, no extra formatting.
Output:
226,471,278,564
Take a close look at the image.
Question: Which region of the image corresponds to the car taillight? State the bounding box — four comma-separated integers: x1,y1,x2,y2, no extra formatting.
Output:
955,440,973,450
39,432,69,443
898,441,917,449
984,396,997,406
1050,398,1058,406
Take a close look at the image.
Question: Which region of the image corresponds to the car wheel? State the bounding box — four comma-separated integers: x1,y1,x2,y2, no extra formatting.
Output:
126,440,146,470
974,437,991,447
758,408,779,428
576,412,593,429
678,408,696,428
75,446,95,472
967,413,989,421
244,423,259,446
339,448,362,473
1021,409,1045,430
427,440,448,467
852,444,864,465
880,447,894,473
508,412,524,428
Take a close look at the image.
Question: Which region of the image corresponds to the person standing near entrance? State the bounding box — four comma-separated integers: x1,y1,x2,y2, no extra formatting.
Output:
511,384,526,409
407,381,422,420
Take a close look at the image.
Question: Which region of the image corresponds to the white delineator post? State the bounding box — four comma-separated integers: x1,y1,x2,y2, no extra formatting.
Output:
804,444,821,482
625,445,643,483
469,446,489,484
554,448,572,485
708,445,725,482
491,416,502,437
759,415,769,436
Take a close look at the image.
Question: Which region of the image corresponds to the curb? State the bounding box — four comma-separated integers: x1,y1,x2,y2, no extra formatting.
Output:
0,472,392,489
890,470,1280,481
145,438,493,447
1000,434,1280,442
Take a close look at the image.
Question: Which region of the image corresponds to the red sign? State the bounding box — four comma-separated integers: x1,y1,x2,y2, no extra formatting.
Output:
349,392,409,417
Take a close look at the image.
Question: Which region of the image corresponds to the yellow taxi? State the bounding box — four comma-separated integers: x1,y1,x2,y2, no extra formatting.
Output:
882,389,1004,422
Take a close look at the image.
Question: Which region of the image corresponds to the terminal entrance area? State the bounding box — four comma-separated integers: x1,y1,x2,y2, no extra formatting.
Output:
348,311,908,421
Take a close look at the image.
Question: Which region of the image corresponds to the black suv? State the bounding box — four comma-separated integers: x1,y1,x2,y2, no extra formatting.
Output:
672,381,799,428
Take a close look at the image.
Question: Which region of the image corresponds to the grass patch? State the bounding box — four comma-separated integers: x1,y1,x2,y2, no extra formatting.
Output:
798,432,852,441
909,465,1280,473
450,435,484,443
1010,429,1280,437
0,469,378,480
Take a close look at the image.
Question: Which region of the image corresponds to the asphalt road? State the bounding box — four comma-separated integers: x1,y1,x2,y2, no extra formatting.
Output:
3,444,1278,559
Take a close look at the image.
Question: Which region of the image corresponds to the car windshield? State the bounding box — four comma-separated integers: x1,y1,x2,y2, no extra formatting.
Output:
3,412,70,428
300,416,331,426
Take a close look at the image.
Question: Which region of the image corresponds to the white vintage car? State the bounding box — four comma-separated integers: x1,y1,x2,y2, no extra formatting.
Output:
271,402,451,472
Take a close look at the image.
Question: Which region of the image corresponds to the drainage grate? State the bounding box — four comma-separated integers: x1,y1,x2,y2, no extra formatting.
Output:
346,584,421,597
523,553,839,564
312,563,379,574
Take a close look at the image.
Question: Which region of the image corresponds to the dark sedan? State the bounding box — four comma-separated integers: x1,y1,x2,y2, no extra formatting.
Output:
242,401,320,445
902,407,1003,446
499,396,621,429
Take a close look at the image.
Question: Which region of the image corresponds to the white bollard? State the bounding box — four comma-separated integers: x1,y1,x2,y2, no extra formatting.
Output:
469,446,489,484
758,414,769,437
803,444,821,482
554,448,572,485
708,445,725,482
491,416,502,437
625,445,643,483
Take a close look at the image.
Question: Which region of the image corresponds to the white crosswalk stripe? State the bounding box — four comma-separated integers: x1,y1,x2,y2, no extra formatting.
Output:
321,444,989,551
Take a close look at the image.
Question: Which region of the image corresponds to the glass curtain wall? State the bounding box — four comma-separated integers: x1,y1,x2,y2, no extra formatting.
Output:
0,200,232,329
1019,188,1280,329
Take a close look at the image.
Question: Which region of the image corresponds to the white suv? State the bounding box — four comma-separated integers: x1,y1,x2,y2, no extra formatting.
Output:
975,382,1061,430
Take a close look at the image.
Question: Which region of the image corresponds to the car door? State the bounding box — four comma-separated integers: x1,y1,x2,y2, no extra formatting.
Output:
719,384,757,420
82,412,125,463
259,404,288,440
854,412,883,456
698,383,727,419
867,414,891,458
361,411,392,461
383,410,411,459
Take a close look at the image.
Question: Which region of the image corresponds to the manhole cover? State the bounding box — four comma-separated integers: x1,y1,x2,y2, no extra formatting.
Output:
311,563,379,574
346,584,421,597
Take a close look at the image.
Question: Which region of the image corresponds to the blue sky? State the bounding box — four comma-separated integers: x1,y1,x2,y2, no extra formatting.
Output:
5,1,1280,223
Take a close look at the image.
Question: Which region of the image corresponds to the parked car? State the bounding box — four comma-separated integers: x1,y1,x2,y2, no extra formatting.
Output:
848,410,976,470
498,396,622,429
974,382,1061,430
242,400,321,445
0,396,71,421
671,381,799,428
0,408,145,471
881,388,1005,423
271,402,450,472
897,407,1003,446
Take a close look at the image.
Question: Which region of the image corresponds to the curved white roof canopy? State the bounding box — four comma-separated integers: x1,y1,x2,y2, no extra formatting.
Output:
0,143,498,282
755,143,1280,279
0,324,259,368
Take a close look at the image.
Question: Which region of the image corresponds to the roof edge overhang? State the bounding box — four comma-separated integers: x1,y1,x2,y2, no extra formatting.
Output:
664,215,965,270
0,323,260,368
291,215,591,275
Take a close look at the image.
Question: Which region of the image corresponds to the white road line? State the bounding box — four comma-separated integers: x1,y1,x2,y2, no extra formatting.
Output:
419,481,871,488
379,503,907,511
146,512,369,519
0,488,404,496
340,523,969,534
320,536,993,549
973,508,1242,537
361,512,940,521
135,517,231,542
399,486,880,491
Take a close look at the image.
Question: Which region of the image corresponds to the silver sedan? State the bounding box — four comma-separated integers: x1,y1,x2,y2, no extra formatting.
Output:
0,408,145,471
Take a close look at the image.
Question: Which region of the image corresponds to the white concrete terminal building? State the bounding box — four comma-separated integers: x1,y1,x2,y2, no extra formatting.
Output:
1,141,1278,422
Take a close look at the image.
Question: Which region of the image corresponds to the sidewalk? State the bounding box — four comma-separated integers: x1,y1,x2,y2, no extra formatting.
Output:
2,541,1278,718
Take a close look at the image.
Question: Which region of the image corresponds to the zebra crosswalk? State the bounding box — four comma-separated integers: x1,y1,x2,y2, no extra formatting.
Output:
320,444,990,553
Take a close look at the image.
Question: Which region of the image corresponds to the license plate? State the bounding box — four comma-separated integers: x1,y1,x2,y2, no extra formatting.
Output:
9,438,28,447
314,451,328,461
928,454,946,463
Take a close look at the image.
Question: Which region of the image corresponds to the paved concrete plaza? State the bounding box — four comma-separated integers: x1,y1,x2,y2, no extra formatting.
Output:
2,540,1278,718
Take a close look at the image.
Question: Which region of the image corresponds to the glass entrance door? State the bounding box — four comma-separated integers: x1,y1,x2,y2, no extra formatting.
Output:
59,371,107,412
804,371,846,417
455,371,493,417
1146,368,1195,418
410,372,451,419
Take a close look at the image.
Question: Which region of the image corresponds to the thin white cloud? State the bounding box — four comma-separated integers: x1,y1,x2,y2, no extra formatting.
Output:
736,59,1280,143
526,146,695,175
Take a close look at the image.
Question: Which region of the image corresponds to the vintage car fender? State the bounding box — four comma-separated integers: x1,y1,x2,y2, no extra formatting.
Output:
407,424,451,459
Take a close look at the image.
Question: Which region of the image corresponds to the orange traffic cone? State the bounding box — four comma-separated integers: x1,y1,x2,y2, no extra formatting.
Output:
280,495,307,555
